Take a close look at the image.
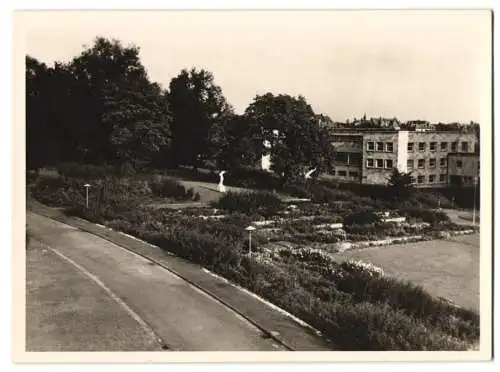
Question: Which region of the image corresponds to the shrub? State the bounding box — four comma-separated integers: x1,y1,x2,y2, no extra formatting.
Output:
399,208,450,225
150,177,195,200
215,191,283,216
31,177,86,207
342,209,380,226
308,184,358,204
332,266,479,343
283,184,311,198
225,168,281,190
57,162,121,180
156,228,242,270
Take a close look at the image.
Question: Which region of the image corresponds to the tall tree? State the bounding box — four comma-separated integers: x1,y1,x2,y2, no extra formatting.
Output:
167,68,232,169
26,56,54,171
67,37,172,166
245,93,334,184
209,113,263,171
387,168,414,199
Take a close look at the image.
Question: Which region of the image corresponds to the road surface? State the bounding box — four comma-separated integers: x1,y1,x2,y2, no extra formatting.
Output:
26,212,288,351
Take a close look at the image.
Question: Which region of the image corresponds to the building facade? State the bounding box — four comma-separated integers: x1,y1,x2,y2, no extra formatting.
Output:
329,129,478,187
447,152,480,186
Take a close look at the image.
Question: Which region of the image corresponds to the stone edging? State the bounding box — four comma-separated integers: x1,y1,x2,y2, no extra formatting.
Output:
27,200,334,351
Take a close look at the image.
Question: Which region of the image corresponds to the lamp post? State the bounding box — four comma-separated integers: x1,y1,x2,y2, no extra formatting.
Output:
84,184,91,209
472,155,479,227
472,176,478,227
245,226,256,257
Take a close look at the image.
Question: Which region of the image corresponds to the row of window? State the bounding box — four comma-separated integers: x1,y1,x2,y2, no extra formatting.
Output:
415,174,447,184
367,141,476,153
366,142,394,152
408,141,473,152
331,170,359,178
408,158,451,169
366,158,393,169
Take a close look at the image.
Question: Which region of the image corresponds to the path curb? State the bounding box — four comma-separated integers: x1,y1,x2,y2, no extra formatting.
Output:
27,201,334,351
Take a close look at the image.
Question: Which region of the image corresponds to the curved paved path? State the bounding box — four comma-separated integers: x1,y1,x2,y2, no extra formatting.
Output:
26,212,287,351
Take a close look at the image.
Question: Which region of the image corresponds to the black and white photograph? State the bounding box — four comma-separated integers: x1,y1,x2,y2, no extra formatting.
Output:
14,6,493,363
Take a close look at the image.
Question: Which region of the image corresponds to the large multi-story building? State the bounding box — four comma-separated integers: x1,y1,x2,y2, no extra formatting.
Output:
328,128,479,187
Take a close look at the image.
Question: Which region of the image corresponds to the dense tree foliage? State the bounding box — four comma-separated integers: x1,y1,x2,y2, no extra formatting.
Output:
26,37,172,170
26,35,480,182
167,68,233,169
209,113,263,171
245,93,335,184
387,169,414,199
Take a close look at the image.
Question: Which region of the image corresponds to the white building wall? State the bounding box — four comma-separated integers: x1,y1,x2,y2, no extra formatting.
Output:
397,130,409,172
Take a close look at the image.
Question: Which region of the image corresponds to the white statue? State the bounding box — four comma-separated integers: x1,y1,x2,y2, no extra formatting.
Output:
218,171,227,193
304,168,317,180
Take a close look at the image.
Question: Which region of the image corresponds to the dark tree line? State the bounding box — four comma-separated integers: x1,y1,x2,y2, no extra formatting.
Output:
26,36,335,184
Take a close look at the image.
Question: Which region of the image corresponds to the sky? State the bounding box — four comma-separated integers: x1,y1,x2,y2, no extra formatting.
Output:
20,10,492,123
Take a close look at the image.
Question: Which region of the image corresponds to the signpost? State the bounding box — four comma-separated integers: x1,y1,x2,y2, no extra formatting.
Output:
84,184,91,209
245,226,256,257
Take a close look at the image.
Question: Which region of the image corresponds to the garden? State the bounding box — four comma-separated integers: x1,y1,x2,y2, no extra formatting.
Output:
26,164,480,351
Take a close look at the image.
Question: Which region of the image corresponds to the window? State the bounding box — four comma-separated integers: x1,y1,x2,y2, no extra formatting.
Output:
338,170,347,177
407,142,414,152
407,159,414,169
366,158,374,168
451,142,458,152
430,142,437,151
417,175,425,184
474,143,479,153
376,159,384,168
439,174,446,183
440,158,446,167
385,142,394,152
440,142,448,151
456,160,463,168
418,142,426,152
376,142,384,151
418,159,425,169
429,175,436,183
349,171,359,178
463,176,473,184
367,142,375,151
385,159,393,169
429,158,436,168
331,170,336,176
461,142,469,152
336,152,349,164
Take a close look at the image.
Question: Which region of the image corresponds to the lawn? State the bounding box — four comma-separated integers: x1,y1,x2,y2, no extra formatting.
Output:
330,233,480,311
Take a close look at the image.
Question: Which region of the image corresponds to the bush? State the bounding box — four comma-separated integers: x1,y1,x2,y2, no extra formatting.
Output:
150,176,196,200
283,184,311,198
57,162,122,180
342,209,380,226
155,228,242,271
225,168,281,190
332,270,479,343
399,208,450,225
215,191,283,216
31,177,86,207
